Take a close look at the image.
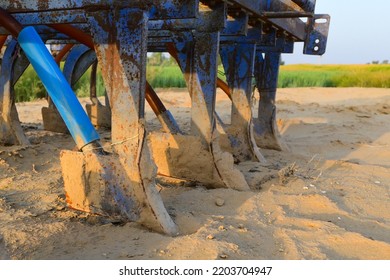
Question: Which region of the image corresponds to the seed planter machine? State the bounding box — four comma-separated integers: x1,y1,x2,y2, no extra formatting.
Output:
0,0,330,235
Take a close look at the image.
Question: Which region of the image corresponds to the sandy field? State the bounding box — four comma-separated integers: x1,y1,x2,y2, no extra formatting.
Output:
1,87,390,260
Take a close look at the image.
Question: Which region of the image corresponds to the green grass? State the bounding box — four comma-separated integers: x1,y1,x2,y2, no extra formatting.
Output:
147,65,227,88
279,64,390,88
14,66,46,102
147,65,186,88
13,64,390,102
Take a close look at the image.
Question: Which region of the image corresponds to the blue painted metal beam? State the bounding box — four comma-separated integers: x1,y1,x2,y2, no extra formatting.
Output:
221,13,248,37
292,0,316,13
0,0,330,56
0,0,325,43
18,26,100,149
2,0,199,19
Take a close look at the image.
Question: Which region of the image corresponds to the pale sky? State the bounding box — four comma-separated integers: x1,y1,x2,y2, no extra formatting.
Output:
283,0,390,64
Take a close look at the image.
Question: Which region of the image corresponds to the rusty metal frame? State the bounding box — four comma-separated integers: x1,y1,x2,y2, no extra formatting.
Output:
0,0,330,234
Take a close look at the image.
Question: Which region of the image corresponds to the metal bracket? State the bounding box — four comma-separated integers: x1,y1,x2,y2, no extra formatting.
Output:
304,14,330,55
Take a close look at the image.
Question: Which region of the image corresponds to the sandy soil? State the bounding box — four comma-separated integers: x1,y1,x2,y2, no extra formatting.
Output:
1,87,390,260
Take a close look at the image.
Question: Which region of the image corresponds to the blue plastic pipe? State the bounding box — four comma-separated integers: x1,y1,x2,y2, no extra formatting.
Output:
17,26,100,149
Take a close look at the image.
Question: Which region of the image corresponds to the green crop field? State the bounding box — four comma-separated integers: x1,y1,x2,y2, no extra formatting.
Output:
279,64,390,88
12,64,390,102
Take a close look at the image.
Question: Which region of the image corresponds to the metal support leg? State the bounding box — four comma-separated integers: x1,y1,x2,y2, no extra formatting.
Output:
220,43,265,162
0,39,30,146
86,60,112,128
148,32,249,191
61,9,178,235
174,32,217,143
253,52,287,151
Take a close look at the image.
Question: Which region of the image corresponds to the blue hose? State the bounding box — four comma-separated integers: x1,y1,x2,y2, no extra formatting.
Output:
17,26,100,149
